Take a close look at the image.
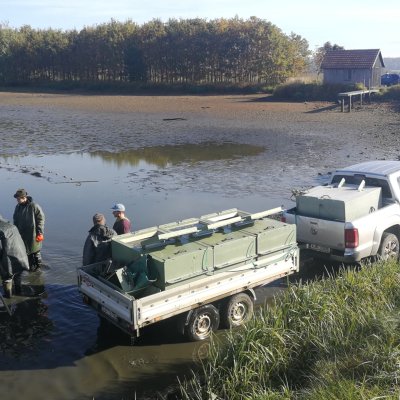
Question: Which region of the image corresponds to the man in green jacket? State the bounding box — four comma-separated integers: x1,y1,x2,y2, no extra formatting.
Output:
0,215,30,297
13,189,45,272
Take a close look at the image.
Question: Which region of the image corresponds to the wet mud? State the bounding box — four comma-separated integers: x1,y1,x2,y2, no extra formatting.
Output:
1,93,399,201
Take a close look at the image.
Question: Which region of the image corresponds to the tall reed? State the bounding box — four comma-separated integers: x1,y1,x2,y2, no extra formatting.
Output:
179,260,400,399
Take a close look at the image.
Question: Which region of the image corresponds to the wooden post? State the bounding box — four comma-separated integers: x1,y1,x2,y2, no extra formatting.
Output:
341,98,344,112
348,95,352,112
360,93,363,106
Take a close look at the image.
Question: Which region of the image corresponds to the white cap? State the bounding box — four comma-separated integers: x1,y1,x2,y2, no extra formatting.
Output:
111,203,125,212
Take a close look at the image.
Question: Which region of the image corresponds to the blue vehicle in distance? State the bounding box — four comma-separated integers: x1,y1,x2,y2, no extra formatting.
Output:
381,73,400,86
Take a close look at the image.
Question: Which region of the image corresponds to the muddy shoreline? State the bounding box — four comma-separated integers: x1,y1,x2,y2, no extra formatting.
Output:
1,92,399,200
1,92,398,157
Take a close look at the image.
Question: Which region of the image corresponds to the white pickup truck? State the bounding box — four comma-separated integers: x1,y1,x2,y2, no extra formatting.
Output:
77,208,299,342
282,160,400,263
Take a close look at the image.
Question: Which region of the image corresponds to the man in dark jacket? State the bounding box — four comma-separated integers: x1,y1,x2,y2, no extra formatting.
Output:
83,213,116,266
13,188,45,272
0,215,30,298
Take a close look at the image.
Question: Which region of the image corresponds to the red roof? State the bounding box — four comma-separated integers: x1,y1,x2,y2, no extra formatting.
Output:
321,49,384,69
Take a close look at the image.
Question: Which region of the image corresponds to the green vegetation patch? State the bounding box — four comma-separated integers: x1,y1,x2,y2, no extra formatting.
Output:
179,261,400,399
376,85,400,102
273,81,400,103
273,82,363,102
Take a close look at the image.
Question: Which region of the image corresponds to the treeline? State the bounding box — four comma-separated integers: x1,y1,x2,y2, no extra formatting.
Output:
0,17,309,86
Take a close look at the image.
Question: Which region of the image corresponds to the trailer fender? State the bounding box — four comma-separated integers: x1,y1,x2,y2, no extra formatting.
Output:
246,288,256,301
177,308,203,336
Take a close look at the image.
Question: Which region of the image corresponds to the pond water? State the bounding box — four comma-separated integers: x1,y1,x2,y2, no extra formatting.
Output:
2,93,390,400
0,147,312,400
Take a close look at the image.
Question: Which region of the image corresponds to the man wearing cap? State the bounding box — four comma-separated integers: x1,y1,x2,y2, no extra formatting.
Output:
0,215,30,298
13,188,45,272
110,203,131,235
82,213,116,266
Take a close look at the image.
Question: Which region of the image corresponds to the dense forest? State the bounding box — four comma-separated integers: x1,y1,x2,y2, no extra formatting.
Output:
0,17,309,86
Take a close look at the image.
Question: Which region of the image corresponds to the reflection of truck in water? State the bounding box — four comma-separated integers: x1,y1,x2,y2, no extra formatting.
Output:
282,161,400,263
77,208,299,342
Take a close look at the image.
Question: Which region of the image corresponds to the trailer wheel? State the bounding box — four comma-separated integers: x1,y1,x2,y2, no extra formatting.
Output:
185,304,220,342
377,232,399,261
220,293,254,329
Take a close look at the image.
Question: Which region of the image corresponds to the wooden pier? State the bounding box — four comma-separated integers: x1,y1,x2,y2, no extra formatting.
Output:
338,89,379,112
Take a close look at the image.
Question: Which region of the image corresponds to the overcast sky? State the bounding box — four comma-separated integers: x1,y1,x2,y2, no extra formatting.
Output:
2,0,399,57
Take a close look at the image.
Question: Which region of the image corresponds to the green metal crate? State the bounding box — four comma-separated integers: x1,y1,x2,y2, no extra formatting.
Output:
239,219,296,255
146,241,212,290
195,230,256,269
111,232,143,265
296,185,382,222
109,209,293,293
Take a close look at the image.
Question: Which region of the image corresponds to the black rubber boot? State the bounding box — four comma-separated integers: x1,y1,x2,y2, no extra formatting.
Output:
34,252,43,268
13,273,22,295
29,252,43,272
28,253,36,271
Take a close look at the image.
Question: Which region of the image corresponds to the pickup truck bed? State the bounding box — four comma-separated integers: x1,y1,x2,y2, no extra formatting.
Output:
282,161,400,263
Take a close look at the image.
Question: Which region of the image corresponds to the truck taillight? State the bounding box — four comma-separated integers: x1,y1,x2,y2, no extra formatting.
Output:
280,216,287,223
345,228,359,248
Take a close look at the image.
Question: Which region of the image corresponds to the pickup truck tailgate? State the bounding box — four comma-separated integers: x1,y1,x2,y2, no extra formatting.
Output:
296,215,345,250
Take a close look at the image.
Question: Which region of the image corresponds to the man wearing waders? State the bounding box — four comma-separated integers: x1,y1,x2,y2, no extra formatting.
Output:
0,215,30,298
13,189,45,272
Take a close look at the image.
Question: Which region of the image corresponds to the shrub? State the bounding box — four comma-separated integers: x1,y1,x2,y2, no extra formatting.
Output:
273,82,365,102
377,85,400,101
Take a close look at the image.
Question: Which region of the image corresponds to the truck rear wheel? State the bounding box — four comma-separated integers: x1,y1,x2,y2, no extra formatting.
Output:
185,304,220,341
377,232,399,260
220,293,254,329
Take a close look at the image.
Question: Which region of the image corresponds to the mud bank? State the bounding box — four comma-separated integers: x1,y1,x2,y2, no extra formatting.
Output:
0,92,398,157
1,92,399,199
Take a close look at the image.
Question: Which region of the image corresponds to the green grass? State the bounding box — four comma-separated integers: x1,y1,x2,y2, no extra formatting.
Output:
375,85,400,101
272,82,359,102
273,81,400,103
2,80,400,103
178,260,400,399
0,80,272,95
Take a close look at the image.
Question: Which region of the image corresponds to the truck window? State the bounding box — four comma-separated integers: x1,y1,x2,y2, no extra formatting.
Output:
331,175,392,199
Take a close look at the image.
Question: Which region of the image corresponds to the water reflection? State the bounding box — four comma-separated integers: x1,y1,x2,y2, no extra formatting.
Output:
0,297,52,362
91,141,266,168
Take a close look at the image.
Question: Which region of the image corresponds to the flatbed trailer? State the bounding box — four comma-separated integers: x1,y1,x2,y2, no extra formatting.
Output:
77,208,299,341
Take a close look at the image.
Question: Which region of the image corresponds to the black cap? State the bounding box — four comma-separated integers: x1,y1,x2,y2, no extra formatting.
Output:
14,189,28,198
